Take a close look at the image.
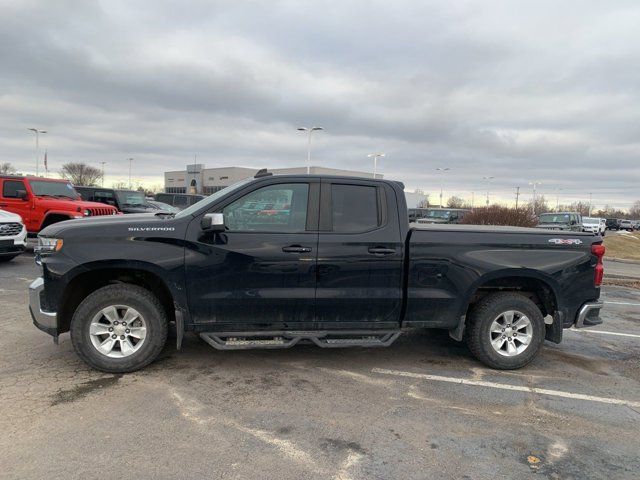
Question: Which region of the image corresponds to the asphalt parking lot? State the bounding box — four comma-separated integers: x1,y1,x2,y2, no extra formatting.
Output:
1,253,639,480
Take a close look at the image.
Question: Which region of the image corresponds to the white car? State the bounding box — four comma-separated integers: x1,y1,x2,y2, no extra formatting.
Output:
0,209,27,262
581,217,606,236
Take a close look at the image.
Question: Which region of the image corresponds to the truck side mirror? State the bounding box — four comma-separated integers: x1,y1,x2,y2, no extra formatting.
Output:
16,190,28,200
201,213,225,232
570,220,576,225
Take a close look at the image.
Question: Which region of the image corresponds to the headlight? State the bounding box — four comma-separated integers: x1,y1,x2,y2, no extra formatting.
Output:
37,237,64,253
84,209,91,216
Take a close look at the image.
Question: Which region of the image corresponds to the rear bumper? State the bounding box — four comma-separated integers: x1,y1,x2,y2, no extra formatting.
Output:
575,300,604,328
29,277,58,337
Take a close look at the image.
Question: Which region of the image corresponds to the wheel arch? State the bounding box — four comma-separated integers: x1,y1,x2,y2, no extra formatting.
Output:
450,269,562,342
57,261,179,338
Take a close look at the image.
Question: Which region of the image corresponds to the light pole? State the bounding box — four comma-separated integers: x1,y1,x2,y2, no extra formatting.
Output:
100,162,106,187
297,127,324,174
367,153,385,178
588,192,593,216
529,181,542,214
127,158,134,189
483,176,494,206
555,188,562,212
436,167,450,207
27,128,47,175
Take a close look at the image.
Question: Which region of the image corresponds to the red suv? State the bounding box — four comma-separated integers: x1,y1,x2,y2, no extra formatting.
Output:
0,175,118,234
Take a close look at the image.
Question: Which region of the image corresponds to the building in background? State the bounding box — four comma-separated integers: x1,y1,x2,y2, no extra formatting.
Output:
164,164,382,194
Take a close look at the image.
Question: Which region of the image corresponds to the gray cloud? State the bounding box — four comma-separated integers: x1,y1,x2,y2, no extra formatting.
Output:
1,0,639,208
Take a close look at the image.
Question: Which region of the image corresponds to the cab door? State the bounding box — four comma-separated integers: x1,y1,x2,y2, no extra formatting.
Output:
0,179,31,226
315,181,404,329
184,180,319,329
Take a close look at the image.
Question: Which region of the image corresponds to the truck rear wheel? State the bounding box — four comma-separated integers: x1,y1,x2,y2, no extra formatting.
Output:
465,292,545,369
70,284,168,373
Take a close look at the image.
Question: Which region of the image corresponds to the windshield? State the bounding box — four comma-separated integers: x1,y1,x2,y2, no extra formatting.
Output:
539,213,571,224
115,190,148,207
425,209,453,219
175,178,255,218
582,217,598,224
29,180,79,199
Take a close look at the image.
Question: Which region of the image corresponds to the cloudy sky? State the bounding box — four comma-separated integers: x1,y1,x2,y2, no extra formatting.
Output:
1,0,639,208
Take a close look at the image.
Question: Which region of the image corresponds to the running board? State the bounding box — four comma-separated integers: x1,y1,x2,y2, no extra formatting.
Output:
199,330,401,350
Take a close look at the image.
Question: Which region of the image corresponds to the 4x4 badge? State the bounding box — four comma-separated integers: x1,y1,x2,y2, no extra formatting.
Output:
548,238,583,245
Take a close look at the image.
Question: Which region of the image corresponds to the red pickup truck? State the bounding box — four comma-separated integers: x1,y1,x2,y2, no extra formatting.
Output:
0,175,118,234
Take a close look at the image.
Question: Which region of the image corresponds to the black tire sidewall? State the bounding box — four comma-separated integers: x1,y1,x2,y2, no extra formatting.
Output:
468,293,546,369
70,285,168,373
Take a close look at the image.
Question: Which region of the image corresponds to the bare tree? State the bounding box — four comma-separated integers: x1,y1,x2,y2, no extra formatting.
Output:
112,181,129,189
446,196,465,208
60,163,103,186
528,195,549,217
0,162,16,174
416,196,430,208
630,200,640,218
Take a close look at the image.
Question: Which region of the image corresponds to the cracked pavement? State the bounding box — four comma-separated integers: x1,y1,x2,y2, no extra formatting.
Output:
1,253,639,479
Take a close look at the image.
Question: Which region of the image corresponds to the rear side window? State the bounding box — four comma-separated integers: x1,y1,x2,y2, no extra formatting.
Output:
331,184,378,233
2,180,25,198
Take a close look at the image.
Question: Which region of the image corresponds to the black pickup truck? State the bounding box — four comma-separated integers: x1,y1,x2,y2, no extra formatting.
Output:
29,172,605,373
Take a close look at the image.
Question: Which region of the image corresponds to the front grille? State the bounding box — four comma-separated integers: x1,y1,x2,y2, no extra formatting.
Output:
88,207,117,216
0,222,23,236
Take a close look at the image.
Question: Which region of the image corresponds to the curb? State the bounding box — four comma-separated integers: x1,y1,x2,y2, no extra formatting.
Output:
605,257,640,265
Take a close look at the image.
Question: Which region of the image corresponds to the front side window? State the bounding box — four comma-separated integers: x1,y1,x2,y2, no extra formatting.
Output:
2,180,26,198
331,184,378,233
223,183,309,232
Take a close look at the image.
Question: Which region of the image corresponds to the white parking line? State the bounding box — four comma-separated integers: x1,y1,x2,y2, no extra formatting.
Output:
603,301,640,307
371,368,640,409
568,329,640,339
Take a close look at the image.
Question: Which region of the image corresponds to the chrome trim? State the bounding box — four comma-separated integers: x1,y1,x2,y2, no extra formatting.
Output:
29,277,57,331
575,300,604,328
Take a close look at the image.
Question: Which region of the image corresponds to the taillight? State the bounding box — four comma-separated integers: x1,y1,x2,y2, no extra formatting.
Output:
592,244,605,286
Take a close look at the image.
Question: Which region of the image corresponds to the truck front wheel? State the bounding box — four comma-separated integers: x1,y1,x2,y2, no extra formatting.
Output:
70,284,168,373
465,292,545,369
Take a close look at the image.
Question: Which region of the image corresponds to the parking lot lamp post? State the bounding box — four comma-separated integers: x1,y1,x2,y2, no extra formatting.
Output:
27,128,46,176
555,188,562,212
436,168,450,207
589,192,593,216
127,158,134,189
368,153,385,178
297,127,324,174
529,181,542,210
100,162,106,187
483,176,494,206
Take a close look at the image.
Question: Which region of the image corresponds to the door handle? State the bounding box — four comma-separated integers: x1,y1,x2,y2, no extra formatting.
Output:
368,247,396,255
282,245,312,253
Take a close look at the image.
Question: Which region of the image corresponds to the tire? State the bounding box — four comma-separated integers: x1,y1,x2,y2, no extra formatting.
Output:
70,284,168,373
465,292,545,370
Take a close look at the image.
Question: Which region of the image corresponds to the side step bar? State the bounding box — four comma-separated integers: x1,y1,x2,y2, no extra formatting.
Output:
199,330,401,350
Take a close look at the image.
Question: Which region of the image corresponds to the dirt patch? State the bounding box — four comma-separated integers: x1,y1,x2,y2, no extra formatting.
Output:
50,375,121,406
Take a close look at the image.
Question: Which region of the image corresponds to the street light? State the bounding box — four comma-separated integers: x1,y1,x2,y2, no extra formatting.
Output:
555,188,562,212
297,127,324,174
529,181,542,204
483,176,494,206
367,153,385,179
100,162,106,187
436,167,450,207
127,158,134,189
27,128,47,176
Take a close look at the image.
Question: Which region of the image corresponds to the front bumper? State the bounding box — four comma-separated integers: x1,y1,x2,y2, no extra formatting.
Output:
29,277,58,338
575,300,604,328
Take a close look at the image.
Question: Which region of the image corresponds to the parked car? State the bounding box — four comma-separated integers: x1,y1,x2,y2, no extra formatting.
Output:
415,207,471,224
75,187,156,214
30,172,605,373
605,218,621,230
536,212,583,231
408,208,430,222
154,193,205,210
619,219,634,231
581,217,605,236
631,220,640,231
0,209,27,262
145,200,180,213
0,175,118,234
